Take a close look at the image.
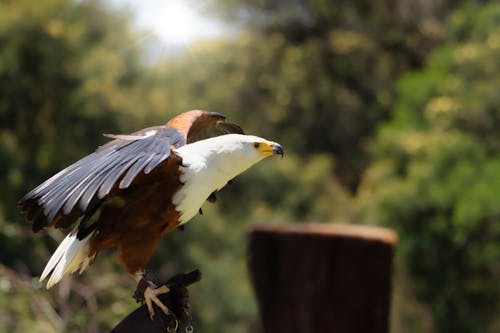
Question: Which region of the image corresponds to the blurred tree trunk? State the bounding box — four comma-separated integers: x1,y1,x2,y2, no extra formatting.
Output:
248,223,397,333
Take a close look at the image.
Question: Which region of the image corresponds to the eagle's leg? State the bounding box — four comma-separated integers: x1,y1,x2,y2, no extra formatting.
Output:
134,273,171,319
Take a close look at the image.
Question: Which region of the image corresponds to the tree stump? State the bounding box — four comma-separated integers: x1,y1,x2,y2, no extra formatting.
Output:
248,223,397,333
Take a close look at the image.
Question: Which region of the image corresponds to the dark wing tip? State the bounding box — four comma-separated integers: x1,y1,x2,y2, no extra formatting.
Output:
185,110,226,120
18,196,47,233
206,111,226,120
217,122,245,135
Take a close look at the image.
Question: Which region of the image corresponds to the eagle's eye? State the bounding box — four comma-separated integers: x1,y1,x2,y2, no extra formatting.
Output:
254,142,260,148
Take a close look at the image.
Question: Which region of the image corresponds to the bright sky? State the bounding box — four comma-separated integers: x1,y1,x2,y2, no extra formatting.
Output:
110,0,227,46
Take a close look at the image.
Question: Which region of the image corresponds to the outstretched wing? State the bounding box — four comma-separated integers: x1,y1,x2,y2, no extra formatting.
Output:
20,126,183,232
19,110,244,232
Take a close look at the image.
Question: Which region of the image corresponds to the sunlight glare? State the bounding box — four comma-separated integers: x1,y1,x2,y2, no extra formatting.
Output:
116,0,224,46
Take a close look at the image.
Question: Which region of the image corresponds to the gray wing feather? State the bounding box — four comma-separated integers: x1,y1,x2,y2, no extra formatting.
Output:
62,152,124,214
119,154,155,189
20,125,184,225
98,158,139,198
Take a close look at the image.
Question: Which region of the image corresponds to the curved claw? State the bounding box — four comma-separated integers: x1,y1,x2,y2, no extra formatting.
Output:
144,285,170,319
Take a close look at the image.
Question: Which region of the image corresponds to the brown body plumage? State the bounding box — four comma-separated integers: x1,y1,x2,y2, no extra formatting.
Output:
88,155,183,274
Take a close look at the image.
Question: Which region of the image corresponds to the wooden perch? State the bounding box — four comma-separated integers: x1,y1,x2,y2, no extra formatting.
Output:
110,269,201,333
248,223,397,333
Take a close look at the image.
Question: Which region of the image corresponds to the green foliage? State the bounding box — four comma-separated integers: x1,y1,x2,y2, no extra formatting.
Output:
163,0,458,190
358,3,500,332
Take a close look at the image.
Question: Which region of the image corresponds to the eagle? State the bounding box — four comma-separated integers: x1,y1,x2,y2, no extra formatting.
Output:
18,110,283,317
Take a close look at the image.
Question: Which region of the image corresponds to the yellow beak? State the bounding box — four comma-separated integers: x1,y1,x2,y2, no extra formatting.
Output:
257,141,284,157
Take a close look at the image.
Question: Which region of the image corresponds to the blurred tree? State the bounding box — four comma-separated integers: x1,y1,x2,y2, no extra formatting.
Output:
189,0,467,191
357,3,500,332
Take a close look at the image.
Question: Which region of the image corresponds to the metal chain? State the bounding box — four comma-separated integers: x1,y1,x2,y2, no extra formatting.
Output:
165,319,193,333
167,320,178,333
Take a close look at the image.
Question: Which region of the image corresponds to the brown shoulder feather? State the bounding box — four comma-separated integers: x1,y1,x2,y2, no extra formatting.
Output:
167,110,244,144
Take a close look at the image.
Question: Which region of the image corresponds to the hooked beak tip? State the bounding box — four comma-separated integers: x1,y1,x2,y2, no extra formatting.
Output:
272,143,284,158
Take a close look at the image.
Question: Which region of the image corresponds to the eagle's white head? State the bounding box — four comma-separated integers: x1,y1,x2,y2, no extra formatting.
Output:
174,134,283,223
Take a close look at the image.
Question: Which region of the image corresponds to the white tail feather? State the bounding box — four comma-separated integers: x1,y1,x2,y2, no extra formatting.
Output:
40,232,93,288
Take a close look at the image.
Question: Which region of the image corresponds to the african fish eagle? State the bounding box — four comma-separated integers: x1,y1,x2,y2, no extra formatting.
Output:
18,110,283,317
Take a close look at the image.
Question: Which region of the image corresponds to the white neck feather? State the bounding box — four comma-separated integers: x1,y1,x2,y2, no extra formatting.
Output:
172,134,266,224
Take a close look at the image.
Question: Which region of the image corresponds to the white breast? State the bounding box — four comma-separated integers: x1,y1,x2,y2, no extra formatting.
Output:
171,134,266,224
171,152,229,224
